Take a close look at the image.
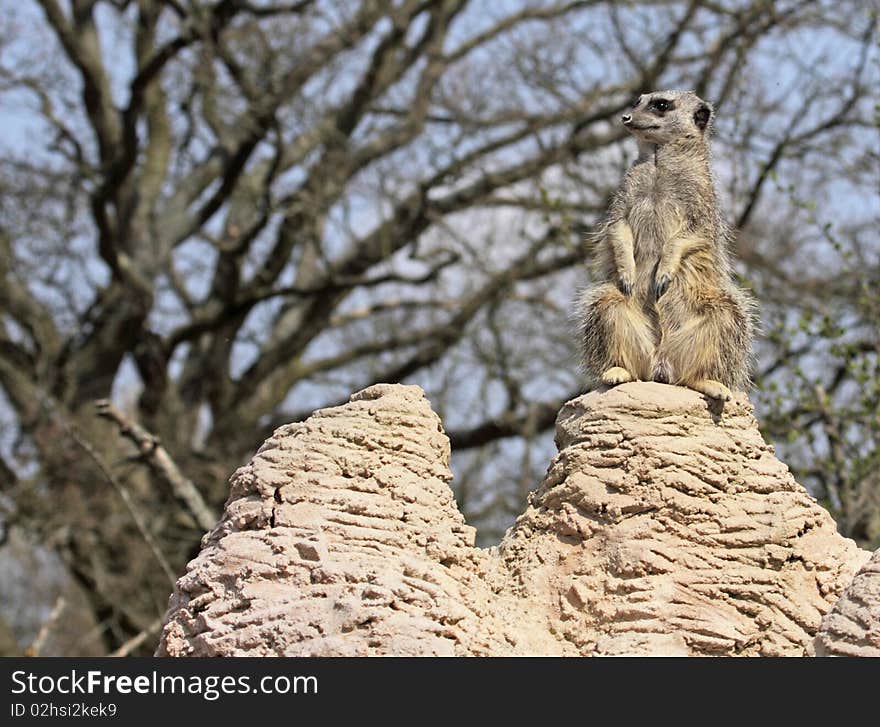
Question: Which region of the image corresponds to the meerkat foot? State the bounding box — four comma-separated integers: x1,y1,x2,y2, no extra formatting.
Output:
601,367,633,386
688,378,732,401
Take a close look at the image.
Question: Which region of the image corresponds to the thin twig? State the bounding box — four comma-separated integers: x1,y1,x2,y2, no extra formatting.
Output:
95,400,217,532
25,596,66,656
62,419,178,586
110,616,163,657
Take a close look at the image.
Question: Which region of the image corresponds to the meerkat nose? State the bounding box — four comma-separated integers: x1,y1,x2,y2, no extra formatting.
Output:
621,114,632,125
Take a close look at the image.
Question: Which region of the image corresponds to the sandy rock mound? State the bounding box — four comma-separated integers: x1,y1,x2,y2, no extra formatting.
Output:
157,382,870,656
815,549,880,656
500,383,869,655
156,384,556,656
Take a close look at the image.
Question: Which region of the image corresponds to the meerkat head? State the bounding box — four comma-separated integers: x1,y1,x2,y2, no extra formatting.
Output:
621,90,714,146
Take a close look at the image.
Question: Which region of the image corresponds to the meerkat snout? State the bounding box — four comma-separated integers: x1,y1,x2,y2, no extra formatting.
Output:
622,113,633,125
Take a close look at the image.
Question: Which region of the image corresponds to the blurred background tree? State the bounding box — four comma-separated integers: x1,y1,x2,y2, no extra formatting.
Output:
0,0,876,654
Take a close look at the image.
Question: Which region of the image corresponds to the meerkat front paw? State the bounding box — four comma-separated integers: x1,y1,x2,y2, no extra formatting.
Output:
653,270,673,299
689,379,732,402
601,366,633,386
618,271,635,296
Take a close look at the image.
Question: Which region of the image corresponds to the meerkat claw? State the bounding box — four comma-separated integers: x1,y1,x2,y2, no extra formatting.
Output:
601,367,633,386
618,276,634,296
654,272,672,299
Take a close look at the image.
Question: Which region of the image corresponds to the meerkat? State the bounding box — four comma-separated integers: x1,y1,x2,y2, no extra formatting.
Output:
575,90,755,401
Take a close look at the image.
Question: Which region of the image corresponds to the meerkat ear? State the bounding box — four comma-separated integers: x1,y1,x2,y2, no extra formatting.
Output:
693,102,713,131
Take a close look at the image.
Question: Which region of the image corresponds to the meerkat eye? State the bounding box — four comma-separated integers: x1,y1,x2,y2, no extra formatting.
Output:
650,98,672,113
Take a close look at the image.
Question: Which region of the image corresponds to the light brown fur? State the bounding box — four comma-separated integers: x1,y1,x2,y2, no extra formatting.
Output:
575,90,756,401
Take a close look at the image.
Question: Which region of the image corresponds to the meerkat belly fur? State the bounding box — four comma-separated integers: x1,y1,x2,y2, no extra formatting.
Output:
576,90,756,401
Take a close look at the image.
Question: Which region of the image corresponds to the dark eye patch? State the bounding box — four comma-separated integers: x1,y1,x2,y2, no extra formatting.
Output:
650,98,673,113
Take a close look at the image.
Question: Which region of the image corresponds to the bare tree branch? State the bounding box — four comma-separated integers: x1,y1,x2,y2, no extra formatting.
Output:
95,400,217,532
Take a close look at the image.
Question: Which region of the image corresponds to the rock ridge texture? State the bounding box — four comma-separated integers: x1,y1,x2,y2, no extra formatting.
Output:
157,382,875,656
815,548,880,656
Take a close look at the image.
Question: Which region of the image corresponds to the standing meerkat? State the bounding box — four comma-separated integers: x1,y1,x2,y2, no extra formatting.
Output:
575,90,756,401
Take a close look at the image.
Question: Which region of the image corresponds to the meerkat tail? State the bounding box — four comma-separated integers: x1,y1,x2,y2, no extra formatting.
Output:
688,378,732,401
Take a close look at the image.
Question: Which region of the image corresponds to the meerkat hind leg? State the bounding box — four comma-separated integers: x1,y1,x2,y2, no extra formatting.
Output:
654,303,735,402
579,283,654,385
